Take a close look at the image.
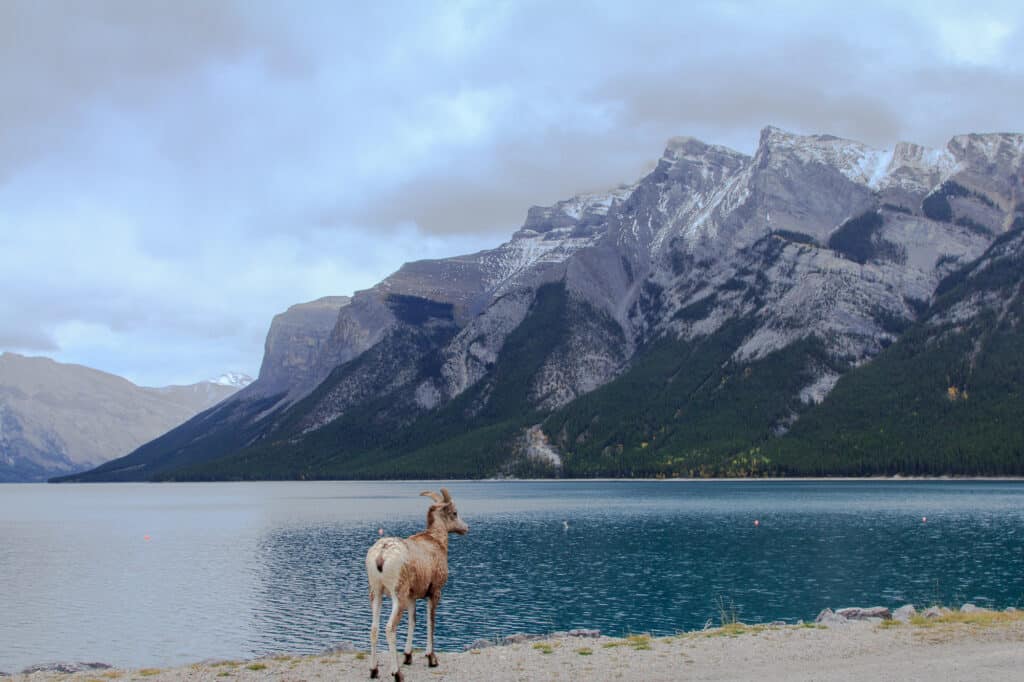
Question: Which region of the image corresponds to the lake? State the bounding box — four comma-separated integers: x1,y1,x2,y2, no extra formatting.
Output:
1,480,1022,672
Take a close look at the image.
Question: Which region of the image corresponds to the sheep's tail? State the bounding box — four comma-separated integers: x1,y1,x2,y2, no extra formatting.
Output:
367,538,403,588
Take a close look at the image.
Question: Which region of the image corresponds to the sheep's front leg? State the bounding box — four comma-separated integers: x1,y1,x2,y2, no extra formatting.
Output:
369,590,382,678
385,597,405,681
425,593,440,667
402,603,415,665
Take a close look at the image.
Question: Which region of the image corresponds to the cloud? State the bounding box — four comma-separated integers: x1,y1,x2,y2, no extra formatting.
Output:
341,125,656,235
1,0,1022,385
0,0,295,180
328,1,1024,238
0,328,58,352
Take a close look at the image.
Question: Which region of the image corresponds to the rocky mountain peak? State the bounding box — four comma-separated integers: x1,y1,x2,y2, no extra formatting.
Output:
877,141,955,193
755,125,883,183
652,137,749,193
517,185,634,237
662,136,747,163
946,133,1024,201
948,132,1024,165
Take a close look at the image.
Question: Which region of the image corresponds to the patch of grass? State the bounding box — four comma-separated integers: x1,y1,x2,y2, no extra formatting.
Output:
877,619,902,629
532,642,555,654
627,634,652,650
576,647,593,656
795,622,827,630
354,652,367,660
102,673,124,679
603,633,653,650
137,669,161,677
210,661,239,668
704,623,767,638
245,663,268,671
909,614,937,628
271,655,293,662
216,673,231,678
469,649,481,655
911,609,1024,627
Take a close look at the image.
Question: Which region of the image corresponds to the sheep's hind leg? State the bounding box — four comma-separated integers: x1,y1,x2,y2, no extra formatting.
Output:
385,597,405,681
403,603,415,665
425,594,440,667
369,590,382,678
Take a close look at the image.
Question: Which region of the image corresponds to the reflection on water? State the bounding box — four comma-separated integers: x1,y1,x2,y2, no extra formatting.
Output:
1,480,1023,671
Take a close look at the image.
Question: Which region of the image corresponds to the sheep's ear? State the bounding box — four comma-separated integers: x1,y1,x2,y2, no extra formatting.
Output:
440,488,452,503
420,490,443,503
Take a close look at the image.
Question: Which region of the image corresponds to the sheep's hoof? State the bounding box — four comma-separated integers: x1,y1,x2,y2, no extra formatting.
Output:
392,672,404,682
369,666,379,678
427,653,439,667
403,652,413,665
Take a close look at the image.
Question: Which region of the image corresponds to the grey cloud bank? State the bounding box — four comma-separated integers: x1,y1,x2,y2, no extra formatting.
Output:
1,0,1021,385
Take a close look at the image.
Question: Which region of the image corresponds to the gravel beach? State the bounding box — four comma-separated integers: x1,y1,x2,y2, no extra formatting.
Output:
9,612,1024,682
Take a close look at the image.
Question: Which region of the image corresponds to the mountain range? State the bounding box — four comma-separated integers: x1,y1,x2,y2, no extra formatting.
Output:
58,126,1024,482
0,352,250,482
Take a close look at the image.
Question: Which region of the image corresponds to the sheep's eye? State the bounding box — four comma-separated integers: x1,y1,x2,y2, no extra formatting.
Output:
453,511,458,517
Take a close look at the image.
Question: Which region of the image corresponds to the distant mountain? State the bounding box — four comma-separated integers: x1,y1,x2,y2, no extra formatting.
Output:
61,126,1024,482
0,353,248,482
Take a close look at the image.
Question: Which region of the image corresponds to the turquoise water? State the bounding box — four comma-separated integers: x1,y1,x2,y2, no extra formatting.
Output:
1,480,1022,671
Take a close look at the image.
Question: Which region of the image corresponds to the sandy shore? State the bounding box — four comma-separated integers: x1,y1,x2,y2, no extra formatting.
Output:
10,613,1024,682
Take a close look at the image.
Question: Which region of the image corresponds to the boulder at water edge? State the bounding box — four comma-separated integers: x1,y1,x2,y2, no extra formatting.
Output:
892,605,917,623
836,606,892,620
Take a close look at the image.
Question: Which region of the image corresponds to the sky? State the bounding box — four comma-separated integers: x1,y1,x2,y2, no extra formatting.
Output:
1,0,1022,387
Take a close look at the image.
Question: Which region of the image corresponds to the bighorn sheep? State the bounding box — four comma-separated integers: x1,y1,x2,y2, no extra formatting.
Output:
365,487,469,681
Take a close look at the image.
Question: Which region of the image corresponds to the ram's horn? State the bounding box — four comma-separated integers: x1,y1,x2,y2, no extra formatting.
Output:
420,490,443,503
440,487,452,503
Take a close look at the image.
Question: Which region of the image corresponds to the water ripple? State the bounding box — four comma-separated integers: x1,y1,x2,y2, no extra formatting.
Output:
2,480,1023,671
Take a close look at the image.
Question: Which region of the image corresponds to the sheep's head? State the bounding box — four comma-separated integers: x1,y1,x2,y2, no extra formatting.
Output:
421,488,469,535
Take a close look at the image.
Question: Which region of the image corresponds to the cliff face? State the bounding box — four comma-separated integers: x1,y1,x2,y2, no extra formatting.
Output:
247,296,351,400
0,353,247,482
65,126,1024,481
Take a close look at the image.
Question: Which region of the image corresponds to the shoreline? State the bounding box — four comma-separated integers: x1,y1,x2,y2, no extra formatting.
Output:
10,607,1024,681
26,475,1024,485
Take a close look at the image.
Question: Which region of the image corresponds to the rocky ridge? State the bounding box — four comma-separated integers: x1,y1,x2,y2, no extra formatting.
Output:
63,125,1024,481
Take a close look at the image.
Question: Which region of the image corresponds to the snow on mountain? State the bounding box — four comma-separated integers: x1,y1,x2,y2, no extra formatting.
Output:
209,372,253,388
